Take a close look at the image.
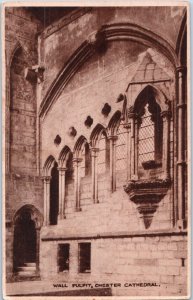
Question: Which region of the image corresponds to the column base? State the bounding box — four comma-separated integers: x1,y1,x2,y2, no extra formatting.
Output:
76,207,82,212
177,219,187,230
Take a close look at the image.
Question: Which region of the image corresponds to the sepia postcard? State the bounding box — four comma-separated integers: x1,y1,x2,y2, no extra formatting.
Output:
2,1,191,299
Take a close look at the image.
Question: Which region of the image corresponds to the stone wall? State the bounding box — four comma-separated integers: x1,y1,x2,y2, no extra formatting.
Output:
5,8,43,281
38,7,188,297
39,6,185,102
40,233,187,297
40,40,175,232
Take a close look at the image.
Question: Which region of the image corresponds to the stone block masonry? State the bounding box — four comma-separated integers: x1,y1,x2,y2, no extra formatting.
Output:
40,233,187,297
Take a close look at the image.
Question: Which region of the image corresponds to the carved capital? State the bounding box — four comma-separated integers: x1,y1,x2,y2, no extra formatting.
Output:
176,65,186,74
41,176,51,183
108,135,118,141
161,110,172,119
57,167,67,175
90,147,99,157
123,122,131,130
72,157,83,165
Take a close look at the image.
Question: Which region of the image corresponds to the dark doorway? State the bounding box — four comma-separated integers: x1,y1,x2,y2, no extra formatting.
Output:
13,210,37,272
50,162,59,225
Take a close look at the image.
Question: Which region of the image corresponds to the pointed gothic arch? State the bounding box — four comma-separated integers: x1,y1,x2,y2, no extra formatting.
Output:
90,123,106,148
176,10,187,64
43,155,56,176
107,110,122,136
13,205,43,276
133,84,170,113
58,146,71,168
39,23,178,120
129,84,171,180
73,135,87,158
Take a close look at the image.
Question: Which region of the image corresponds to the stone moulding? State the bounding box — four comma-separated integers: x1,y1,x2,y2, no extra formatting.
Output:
124,178,171,229
141,160,162,170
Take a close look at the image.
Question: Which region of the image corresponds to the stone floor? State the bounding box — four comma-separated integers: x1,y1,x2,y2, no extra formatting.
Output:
5,280,112,297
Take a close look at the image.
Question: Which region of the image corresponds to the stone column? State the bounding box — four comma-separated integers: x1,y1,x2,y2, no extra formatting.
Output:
124,123,131,180
128,108,137,180
73,158,82,211
108,136,118,192
91,147,99,203
176,66,187,229
58,167,67,220
42,176,51,226
161,110,171,179
35,227,40,274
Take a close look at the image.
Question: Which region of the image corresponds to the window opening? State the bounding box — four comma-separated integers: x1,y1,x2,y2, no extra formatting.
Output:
58,244,70,272
80,142,91,177
65,152,74,198
79,243,91,273
116,124,127,171
138,104,155,166
98,131,110,174
138,100,163,170
50,162,59,225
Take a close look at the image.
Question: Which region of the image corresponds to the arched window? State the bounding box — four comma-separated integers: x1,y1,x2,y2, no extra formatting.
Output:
50,162,59,225
64,151,75,213
98,130,110,175
128,85,169,181
138,101,163,169
116,123,127,171
80,142,91,177
115,122,128,187
65,152,74,187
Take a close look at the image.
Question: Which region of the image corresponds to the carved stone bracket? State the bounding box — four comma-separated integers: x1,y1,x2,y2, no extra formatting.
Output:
124,178,171,229
87,30,107,54
25,65,45,83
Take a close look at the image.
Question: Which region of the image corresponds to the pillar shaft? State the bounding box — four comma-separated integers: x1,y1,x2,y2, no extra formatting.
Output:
58,167,67,220
124,123,131,180
161,111,171,179
91,148,99,203
176,66,187,229
108,136,117,192
128,112,138,180
36,228,40,273
73,158,82,211
42,176,51,226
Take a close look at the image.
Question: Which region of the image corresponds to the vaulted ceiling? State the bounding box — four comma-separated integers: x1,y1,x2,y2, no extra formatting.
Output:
27,7,77,27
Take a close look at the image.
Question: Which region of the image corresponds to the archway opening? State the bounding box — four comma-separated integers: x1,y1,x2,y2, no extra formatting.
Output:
50,161,59,225
13,210,37,273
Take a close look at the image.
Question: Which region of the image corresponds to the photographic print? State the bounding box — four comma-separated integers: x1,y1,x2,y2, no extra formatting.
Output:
2,2,190,299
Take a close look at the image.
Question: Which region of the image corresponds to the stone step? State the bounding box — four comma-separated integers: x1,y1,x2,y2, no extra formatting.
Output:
17,270,37,277
18,266,36,272
23,262,36,267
